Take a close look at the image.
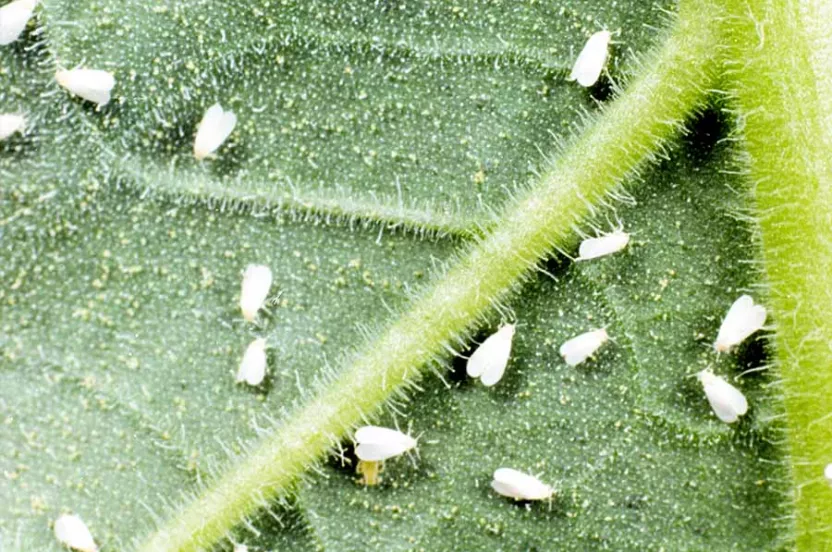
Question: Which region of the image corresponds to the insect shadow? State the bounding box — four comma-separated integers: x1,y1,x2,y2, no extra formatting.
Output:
686,105,731,157
587,76,615,103
734,334,771,378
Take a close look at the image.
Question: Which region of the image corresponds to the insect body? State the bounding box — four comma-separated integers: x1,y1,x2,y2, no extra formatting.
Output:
354,426,417,485
357,459,382,486
240,264,273,322
0,113,25,140
55,69,115,106
491,468,554,501
0,0,38,46
697,370,748,424
193,103,237,160
54,514,98,552
354,426,417,461
466,324,515,386
714,295,766,352
237,338,267,386
559,328,609,366
576,230,629,261
568,30,612,87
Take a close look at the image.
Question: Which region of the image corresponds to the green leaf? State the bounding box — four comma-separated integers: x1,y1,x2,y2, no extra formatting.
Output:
298,136,786,552
35,0,670,231
720,0,832,547
1,1,789,551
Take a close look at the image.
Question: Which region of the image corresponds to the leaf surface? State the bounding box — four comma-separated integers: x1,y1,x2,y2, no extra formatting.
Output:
0,1,787,551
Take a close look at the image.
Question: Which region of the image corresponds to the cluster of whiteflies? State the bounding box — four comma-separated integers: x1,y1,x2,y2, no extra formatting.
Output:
349,233,768,498
236,268,558,498
1,1,238,158
44,265,275,550
47,266,276,550
3,5,815,548
236,265,274,385
467,229,766,426
352,425,554,501
2,5,611,152
356,426,554,501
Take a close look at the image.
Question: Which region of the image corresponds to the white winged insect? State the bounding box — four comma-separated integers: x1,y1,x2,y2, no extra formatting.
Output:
0,113,25,141
568,30,612,87
825,463,832,487
466,324,515,387
193,103,237,160
714,295,767,352
240,264,273,322
559,328,609,366
54,514,98,552
0,0,37,46
576,229,629,261
696,369,748,424
355,426,417,461
491,468,554,501
55,69,115,106
237,338,267,386
354,425,418,485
